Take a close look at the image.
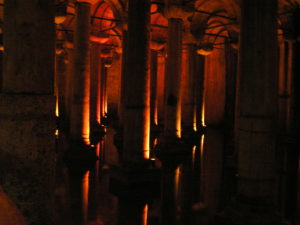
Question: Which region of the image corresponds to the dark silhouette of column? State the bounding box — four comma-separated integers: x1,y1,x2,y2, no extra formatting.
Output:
123,0,151,163
218,1,286,224
70,1,91,144
182,44,198,138
0,0,56,224
163,18,183,139
90,42,102,138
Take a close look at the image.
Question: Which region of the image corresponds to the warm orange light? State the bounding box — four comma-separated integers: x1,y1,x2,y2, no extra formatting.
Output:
143,109,150,160
82,170,90,225
200,134,205,159
82,79,90,145
55,96,59,117
201,101,206,127
174,166,181,196
193,106,197,131
192,145,197,165
142,204,148,225
176,107,182,138
55,129,59,137
96,73,101,124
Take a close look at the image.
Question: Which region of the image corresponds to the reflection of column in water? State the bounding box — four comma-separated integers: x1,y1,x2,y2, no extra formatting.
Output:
179,150,194,225
118,197,148,225
161,163,178,225
87,144,100,223
82,170,90,225
143,204,148,225
199,134,205,202
201,130,223,213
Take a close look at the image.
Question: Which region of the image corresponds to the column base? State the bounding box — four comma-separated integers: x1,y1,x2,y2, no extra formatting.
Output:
154,136,192,160
181,128,202,144
214,198,289,225
109,164,161,197
90,123,106,144
0,93,56,225
64,139,98,165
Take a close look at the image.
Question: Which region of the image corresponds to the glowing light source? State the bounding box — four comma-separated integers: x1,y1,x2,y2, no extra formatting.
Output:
55,129,59,137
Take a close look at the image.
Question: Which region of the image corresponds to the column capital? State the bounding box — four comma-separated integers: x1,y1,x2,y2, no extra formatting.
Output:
76,0,97,5
150,39,166,51
163,0,195,20
100,47,113,67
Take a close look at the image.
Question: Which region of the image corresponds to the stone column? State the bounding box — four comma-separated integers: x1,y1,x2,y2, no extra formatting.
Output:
100,53,109,125
182,44,198,138
65,44,75,131
150,50,158,128
123,0,150,163
163,18,183,139
195,54,205,131
70,1,91,144
90,42,101,137
118,31,128,127
55,47,68,128
219,0,285,224
0,0,56,224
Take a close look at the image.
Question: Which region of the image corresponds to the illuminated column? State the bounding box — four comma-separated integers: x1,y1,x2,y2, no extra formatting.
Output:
100,48,111,125
90,42,101,136
70,1,91,143
150,50,158,128
195,54,205,130
123,0,150,163
163,17,183,139
219,0,285,224
0,0,56,224
118,31,128,127
182,44,198,137
55,46,68,126
65,43,75,130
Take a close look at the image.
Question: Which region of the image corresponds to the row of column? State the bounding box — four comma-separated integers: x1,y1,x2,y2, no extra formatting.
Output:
56,1,110,145
120,0,292,224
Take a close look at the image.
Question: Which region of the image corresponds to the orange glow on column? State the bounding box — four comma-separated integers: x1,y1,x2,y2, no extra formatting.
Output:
82,99,90,145
82,170,90,225
176,105,182,138
174,166,181,196
55,96,59,117
201,100,206,127
193,106,197,131
96,66,101,124
192,145,197,165
143,73,151,160
200,134,205,159
142,204,148,225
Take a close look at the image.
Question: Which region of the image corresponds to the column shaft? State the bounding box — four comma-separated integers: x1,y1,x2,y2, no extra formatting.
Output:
164,18,183,138
70,2,91,143
150,50,158,128
0,1,56,224
195,55,205,130
182,44,197,135
123,0,150,162
90,42,101,134
118,31,128,127
237,0,278,205
100,60,108,123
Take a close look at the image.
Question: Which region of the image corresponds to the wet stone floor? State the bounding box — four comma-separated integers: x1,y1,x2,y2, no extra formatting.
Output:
53,127,298,225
